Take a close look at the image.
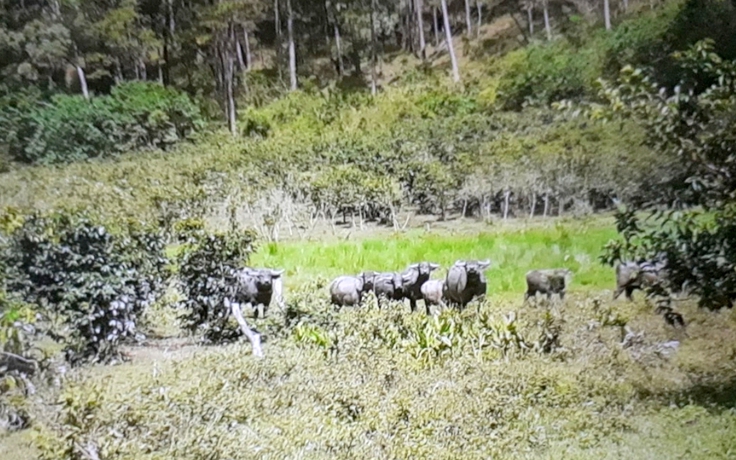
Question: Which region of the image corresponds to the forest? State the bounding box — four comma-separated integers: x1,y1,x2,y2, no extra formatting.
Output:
1,0,736,458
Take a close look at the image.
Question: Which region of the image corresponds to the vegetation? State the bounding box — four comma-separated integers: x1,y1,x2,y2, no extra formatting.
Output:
2,0,736,458
592,38,736,311
1,82,205,164
1,210,169,363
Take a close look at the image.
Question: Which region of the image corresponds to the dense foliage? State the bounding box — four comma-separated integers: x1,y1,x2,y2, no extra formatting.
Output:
174,220,258,342
595,39,736,310
0,291,38,432
497,0,736,110
1,82,204,164
1,211,169,363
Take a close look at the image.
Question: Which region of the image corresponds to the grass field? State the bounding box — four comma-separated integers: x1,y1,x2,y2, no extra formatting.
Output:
250,216,620,295
17,216,736,460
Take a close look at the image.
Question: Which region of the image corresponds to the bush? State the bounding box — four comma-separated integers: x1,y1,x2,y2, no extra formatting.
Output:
597,40,736,311
175,221,258,342
6,81,205,164
495,0,736,110
0,290,38,432
2,210,169,363
308,165,402,225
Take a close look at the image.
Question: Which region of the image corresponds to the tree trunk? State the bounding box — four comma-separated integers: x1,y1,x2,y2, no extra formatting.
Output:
244,28,252,69
158,63,164,84
229,302,263,358
236,37,246,71
76,65,89,99
334,23,345,75
543,0,551,41
440,0,461,83
140,59,147,80
543,192,549,217
464,0,473,36
433,7,439,47
225,45,237,137
370,0,378,95
529,193,536,218
603,0,611,30
528,5,534,35
476,1,482,37
274,0,283,82
623,0,628,11
115,62,123,84
415,0,426,60
286,0,297,90
503,191,510,219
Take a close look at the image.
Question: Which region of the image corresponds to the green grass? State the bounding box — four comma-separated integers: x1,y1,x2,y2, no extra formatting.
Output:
250,218,619,295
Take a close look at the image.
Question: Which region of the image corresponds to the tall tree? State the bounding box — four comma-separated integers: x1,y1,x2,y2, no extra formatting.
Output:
465,0,473,35
476,0,482,36
432,4,440,47
286,0,297,90
440,0,460,82
370,0,378,94
543,0,551,40
526,1,534,36
603,0,611,30
415,0,426,60
274,0,283,82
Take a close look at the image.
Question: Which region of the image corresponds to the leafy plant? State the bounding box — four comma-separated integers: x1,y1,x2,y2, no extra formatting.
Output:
2,210,169,363
595,40,736,311
6,81,205,164
175,226,257,342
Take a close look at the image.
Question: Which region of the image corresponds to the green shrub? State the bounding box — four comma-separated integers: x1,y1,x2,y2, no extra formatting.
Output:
0,291,38,432
175,224,258,342
308,165,402,224
2,210,169,363
6,82,205,164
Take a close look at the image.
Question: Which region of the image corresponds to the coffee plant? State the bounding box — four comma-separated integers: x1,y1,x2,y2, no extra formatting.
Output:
2,211,169,364
597,40,736,311
175,223,258,342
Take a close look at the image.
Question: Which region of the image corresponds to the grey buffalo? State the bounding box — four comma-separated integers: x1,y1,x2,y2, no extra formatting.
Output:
329,271,376,307
443,259,491,309
613,259,667,301
420,279,447,312
372,272,404,308
401,262,440,314
524,268,573,302
233,267,285,318
227,267,285,358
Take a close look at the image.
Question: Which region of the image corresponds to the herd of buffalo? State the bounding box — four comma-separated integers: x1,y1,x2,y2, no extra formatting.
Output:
327,258,666,314
228,257,669,320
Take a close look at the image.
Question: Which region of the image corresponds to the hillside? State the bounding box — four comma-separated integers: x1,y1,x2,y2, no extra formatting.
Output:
2,0,724,237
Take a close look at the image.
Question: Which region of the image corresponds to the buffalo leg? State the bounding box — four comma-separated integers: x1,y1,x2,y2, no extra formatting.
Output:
230,302,263,358
613,287,624,300
256,303,265,319
409,298,417,312
625,286,635,301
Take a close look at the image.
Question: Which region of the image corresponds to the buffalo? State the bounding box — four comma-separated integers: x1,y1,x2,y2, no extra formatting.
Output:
524,268,573,302
372,272,405,308
401,262,440,314
420,279,447,312
329,271,376,307
443,259,491,309
233,267,285,318
613,259,667,301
